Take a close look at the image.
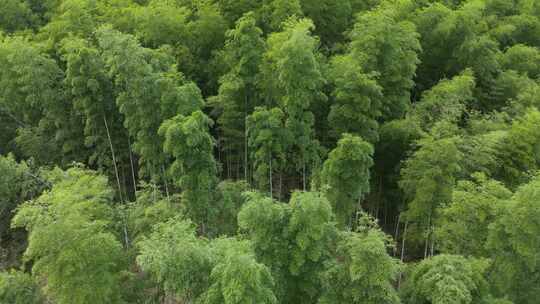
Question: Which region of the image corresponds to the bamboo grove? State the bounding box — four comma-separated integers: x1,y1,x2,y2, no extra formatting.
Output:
1,0,540,303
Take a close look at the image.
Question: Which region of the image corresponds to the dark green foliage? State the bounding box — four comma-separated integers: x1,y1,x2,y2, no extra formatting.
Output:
0,0,36,33
350,3,421,120
328,55,382,143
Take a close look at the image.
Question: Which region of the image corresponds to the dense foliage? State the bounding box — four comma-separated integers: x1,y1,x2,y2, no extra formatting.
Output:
1,0,539,303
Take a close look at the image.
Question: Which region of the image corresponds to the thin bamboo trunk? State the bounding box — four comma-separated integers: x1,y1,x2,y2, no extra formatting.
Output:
103,116,123,203
162,165,170,202
269,155,273,198
394,214,401,256
398,220,408,289
302,161,306,191
128,136,137,198
424,212,432,259
244,94,248,181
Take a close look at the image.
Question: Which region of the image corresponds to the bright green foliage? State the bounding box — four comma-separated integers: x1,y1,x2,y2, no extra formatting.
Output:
459,130,507,178
498,108,540,187
487,174,540,303
238,191,335,303
319,216,401,304
125,182,184,243
138,218,277,303
489,70,537,110
328,54,382,143
436,173,512,257
247,107,291,194
412,72,476,131
350,4,421,120
0,270,44,304
287,192,333,275
401,255,492,304
500,44,540,78
399,126,462,247
237,192,289,270
204,238,277,304
137,217,212,302
263,18,325,189
12,167,124,304
159,111,218,231
321,134,374,228
510,81,540,114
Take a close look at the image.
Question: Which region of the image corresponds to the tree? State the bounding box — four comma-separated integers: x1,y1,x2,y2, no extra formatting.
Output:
210,12,265,181
12,167,124,304
328,54,383,143
413,2,486,94
159,111,218,232
138,218,277,303
128,0,190,48
319,214,401,304
487,174,540,304
350,3,421,120
0,36,65,164
300,0,352,46
320,134,374,228
258,0,303,32
497,108,540,187
204,238,277,304
263,18,326,190
399,124,463,256
500,44,540,78
411,71,476,131
238,191,335,303
0,270,44,304
97,26,204,179
0,154,43,270
247,107,291,195
40,0,99,44
209,180,249,237
0,0,36,33
401,255,492,304
436,173,512,257
137,217,213,302
60,37,131,199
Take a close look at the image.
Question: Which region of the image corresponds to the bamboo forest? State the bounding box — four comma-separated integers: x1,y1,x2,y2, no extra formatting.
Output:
1,0,540,303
